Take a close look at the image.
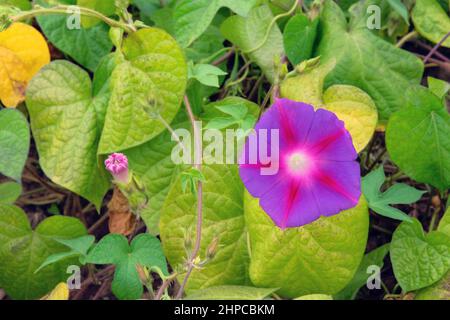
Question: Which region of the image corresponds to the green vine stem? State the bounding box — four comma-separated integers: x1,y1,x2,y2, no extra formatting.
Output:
245,0,300,54
11,5,136,33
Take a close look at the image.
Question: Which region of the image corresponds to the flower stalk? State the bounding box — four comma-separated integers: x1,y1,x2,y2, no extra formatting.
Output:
175,96,204,300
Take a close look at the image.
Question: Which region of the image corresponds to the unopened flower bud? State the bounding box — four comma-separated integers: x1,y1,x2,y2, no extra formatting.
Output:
206,237,220,260
105,153,130,184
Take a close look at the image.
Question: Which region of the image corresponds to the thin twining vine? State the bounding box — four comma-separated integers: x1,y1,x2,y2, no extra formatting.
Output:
10,4,137,33
245,0,300,54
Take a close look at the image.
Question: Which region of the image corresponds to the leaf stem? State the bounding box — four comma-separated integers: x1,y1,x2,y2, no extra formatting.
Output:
395,31,418,48
175,96,203,300
11,5,136,33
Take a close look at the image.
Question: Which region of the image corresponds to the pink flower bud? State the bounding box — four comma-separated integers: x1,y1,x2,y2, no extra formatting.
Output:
105,153,129,184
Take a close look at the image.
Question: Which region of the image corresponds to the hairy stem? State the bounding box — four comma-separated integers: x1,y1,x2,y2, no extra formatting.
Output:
175,96,203,300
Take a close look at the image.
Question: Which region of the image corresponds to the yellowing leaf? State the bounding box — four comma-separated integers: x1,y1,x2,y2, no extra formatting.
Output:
42,282,69,300
322,85,378,152
281,61,378,152
0,23,50,107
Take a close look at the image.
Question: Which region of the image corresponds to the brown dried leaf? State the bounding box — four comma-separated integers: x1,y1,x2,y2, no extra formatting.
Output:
108,187,136,236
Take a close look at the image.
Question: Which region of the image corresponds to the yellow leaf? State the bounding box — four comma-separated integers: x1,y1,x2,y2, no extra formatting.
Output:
280,61,378,152
42,282,70,300
0,23,50,107
322,85,378,153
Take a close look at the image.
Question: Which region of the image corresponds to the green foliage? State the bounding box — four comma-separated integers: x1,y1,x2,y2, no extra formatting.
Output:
98,28,187,154
204,102,257,132
131,0,163,25
412,0,450,47
0,0,31,10
160,164,251,293
295,294,333,300
245,193,369,298
77,0,116,28
317,0,423,121
36,235,96,272
414,215,450,299
185,286,277,300
0,204,87,299
428,77,450,99
390,218,450,292
221,4,285,83
188,62,227,88
36,0,113,71
126,97,258,234
124,112,189,235
181,167,206,195
362,166,425,222
386,0,409,24
438,207,450,237
85,233,168,300
0,181,22,204
26,60,111,209
415,271,450,300
386,86,450,191
0,109,29,181
173,0,259,47
185,25,225,63
283,14,318,65
335,244,390,300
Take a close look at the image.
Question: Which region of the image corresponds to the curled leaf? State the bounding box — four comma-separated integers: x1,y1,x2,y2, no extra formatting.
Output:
108,187,136,236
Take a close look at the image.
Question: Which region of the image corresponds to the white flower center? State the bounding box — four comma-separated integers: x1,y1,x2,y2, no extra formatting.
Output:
287,152,309,174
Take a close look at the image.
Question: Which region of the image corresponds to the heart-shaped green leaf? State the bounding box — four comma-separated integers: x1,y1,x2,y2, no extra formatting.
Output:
26,60,111,208
85,233,168,300
0,204,87,299
317,0,423,121
245,193,369,298
386,86,450,191
98,27,187,154
391,218,450,292
0,109,30,181
221,4,285,83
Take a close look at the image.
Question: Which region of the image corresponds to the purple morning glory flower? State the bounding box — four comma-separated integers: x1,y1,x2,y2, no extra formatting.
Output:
239,98,361,229
105,153,129,184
